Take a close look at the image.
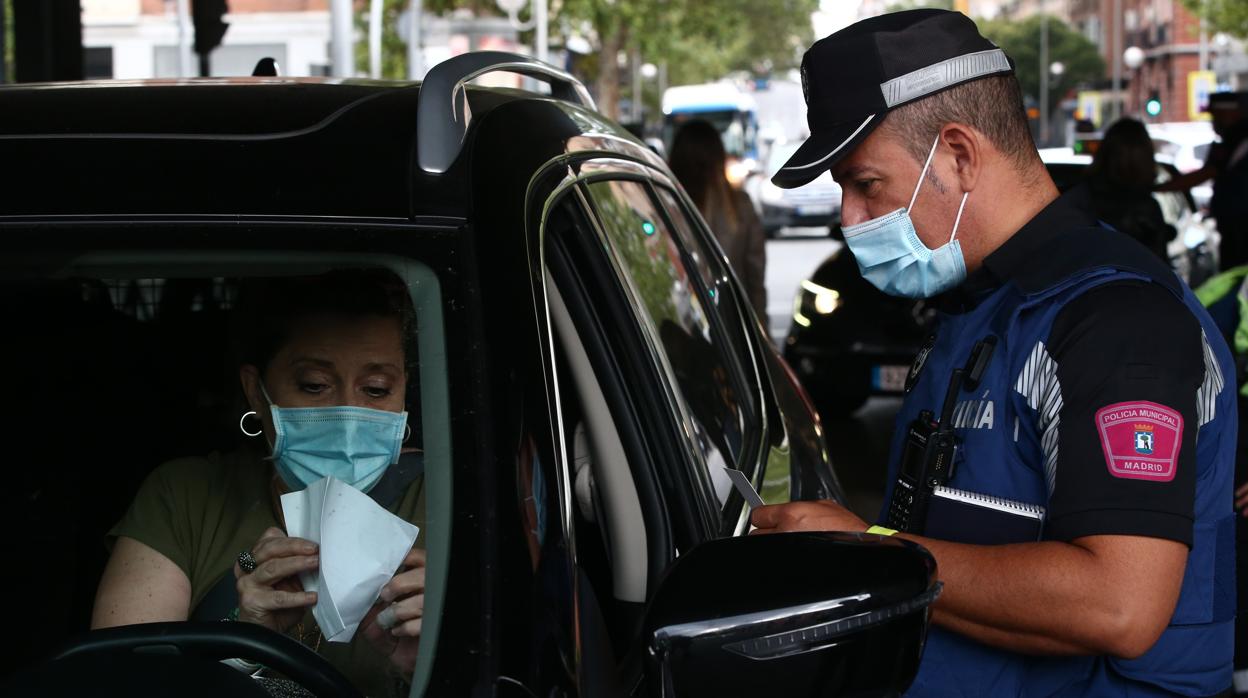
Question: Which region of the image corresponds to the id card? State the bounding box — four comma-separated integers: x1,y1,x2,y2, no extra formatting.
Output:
723,467,765,509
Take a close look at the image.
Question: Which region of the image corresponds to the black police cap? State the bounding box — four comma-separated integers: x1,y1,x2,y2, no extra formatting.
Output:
773,9,1014,189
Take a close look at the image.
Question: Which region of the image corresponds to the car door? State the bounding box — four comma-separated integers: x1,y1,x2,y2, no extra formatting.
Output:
532,153,834,695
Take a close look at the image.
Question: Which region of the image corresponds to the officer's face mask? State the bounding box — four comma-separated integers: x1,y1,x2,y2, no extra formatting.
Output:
841,135,970,299
259,382,407,493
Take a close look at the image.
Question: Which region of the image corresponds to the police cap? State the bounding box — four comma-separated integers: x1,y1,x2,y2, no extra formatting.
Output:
773,9,1014,189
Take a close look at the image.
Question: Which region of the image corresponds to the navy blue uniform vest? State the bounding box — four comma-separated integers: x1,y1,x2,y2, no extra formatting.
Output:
883,227,1237,697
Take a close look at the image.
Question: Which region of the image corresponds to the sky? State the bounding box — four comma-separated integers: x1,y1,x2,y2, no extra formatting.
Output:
813,0,863,39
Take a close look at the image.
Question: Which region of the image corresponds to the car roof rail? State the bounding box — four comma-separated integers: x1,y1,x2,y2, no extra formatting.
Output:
417,51,596,174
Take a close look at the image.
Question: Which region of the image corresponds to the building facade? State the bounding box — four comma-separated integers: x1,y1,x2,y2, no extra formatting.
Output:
82,0,332,79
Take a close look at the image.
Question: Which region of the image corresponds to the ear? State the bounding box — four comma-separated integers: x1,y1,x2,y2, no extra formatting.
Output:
239,364,265,414
938,122,983,194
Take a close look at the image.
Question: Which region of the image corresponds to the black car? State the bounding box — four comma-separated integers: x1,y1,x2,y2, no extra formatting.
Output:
784,152,1214,418
0,53,939,697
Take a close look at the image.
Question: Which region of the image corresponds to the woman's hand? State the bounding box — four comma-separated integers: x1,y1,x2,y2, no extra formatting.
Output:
234,527,319,633
1236,480,1248,516
362,546,426,678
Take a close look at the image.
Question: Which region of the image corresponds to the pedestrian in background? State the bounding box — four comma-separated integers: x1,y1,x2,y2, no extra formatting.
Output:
669,120,768,320
1079,117,1175,262
1159,91,1248,271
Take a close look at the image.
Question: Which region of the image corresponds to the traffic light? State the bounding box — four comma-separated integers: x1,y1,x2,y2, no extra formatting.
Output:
192,0,229,57
1145,90,1162,118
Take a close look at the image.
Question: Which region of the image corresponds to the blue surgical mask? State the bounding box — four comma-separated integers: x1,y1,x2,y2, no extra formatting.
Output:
260,383,407,493
841,136,969,298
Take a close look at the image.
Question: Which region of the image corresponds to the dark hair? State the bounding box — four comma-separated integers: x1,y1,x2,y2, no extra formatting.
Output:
1088,117,1157,193
232,268,417,377
669,119,738,228
882,75,1039,173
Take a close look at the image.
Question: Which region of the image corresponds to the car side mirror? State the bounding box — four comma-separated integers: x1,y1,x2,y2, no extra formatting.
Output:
642,532,939,698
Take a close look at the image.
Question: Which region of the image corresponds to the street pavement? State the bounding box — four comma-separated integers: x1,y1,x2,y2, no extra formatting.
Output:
764,230,900,521
763,227,839,347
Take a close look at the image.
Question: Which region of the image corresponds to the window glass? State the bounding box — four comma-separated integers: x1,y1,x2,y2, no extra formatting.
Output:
585,179,745,506
651,185,743,337
0,253,449,698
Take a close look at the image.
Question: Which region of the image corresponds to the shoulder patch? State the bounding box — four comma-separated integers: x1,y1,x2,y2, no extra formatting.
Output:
1095,401,1183,482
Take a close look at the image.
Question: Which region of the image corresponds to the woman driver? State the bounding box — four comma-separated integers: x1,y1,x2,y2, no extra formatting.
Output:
92,270,427,696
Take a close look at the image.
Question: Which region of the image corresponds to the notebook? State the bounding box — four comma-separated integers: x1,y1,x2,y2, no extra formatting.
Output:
922,486,1046,545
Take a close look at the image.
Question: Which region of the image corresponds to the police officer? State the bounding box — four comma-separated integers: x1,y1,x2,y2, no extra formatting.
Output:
752,10,1237,697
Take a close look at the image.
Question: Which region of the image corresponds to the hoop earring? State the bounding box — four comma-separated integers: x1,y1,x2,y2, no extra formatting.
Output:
239,411,263,437
403,424,412,443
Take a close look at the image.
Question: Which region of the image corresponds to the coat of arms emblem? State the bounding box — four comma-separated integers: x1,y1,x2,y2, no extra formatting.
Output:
1134,424,1155,455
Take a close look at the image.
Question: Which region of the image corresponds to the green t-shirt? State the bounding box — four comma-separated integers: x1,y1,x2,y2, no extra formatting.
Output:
109,449,426,697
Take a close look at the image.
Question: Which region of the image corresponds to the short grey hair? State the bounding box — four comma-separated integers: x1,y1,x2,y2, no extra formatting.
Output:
881,75,1039,173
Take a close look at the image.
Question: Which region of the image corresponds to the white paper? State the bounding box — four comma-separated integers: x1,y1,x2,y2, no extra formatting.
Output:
723,467,766,509
281,476,421,643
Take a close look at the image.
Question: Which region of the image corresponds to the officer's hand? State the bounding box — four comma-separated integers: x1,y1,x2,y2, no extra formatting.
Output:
750,500,866,535
1235,481,1248,516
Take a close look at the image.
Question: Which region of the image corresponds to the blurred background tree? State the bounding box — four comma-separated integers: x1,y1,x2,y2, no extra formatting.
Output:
884,0,953,11
556,0,815,118
978,15,1104,122
356,0,815,119
1179,0,1248,38
2,0,12,82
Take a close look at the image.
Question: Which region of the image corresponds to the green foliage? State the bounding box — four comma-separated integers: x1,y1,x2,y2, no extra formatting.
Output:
585,179,680,331
978,14,1105,116
884,0,953,12
2,0,12,82
556,0,816,115
355,0,415,79
356,0,816,115
1180,0,1248,39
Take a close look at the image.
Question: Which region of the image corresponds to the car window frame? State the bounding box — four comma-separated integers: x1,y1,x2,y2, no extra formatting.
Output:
573,166,760,537
529,158,719,546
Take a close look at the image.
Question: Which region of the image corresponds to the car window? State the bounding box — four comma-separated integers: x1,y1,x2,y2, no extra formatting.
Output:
650,183,772,525
650,184,747,346
2,251,451,698
584,179,747,507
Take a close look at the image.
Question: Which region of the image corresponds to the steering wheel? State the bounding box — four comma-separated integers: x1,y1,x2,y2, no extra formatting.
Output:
4,621,363,698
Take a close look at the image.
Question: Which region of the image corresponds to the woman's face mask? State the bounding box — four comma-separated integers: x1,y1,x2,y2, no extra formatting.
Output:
249,313,410,492
840,135,970,299
261,382,407,493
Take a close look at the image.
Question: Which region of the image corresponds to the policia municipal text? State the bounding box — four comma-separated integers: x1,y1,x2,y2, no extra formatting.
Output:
752,10,1236,697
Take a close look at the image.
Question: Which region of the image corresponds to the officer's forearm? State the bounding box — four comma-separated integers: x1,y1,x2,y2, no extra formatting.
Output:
895,532,1187,658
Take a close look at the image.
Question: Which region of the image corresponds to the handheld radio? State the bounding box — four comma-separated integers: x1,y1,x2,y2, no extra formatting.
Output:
885,368,962,533
885,336,997,534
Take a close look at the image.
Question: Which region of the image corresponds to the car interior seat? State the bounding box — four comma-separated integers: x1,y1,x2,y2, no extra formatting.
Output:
0,278,162,676
0,276,251,679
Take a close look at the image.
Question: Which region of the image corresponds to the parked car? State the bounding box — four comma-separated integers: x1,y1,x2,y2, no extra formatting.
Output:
749,140,844,237
785,147,1214,417
0,53,940,697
